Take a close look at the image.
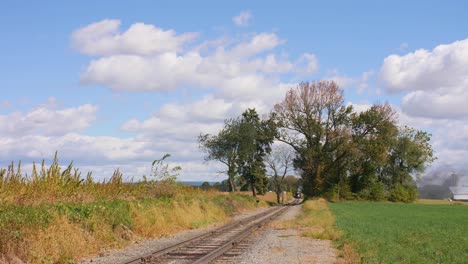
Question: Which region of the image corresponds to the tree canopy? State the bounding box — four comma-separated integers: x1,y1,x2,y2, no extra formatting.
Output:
199,80,435,202
272,81,435,201
199,109,275,197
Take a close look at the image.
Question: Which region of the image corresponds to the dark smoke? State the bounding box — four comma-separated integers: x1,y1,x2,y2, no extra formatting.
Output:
417,165,468,199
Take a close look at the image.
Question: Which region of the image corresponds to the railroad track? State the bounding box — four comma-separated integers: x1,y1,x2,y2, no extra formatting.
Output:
123,199,300,264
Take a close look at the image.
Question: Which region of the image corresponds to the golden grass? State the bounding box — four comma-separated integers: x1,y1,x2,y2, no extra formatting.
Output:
28,216,99,263
256,192,278,203
0,154,182,206
131,199,229,237
0,194,262,263
0,155,268,263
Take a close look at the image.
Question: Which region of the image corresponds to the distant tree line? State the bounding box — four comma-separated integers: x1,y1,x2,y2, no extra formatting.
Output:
200,175,301,198
199,80,435,202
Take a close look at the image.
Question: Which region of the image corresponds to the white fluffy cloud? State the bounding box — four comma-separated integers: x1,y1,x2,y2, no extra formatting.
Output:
0,101,153,164
0,100,97,137
20,19,323,181
379,38,468,119
401,86,468,119
0,102,209,181
121,93,277,143
74,20,317,99
72,19,197,56
233,10,252,26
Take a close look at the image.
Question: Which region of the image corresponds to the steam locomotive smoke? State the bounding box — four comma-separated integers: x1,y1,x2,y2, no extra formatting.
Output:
418,165,468,199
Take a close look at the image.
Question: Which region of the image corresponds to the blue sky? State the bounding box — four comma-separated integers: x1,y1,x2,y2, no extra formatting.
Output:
1,1,468,183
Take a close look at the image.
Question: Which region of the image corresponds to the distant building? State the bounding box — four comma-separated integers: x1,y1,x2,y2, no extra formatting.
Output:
449,186,468,201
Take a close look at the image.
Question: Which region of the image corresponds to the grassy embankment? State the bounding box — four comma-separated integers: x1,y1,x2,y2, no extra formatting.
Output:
329,201,468,264
0,157,265,263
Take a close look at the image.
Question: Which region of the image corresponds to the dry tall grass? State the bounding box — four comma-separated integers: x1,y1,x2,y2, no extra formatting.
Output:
0,154,264,263
0,153,183,206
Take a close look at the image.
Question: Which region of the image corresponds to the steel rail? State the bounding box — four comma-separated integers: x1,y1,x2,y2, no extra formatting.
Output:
192,205,289,264
122,205,281,264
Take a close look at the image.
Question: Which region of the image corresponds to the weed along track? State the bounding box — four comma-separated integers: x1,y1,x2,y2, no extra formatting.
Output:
123,200,299,264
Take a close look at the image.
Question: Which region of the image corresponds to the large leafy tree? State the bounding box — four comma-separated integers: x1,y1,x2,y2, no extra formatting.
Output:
387,127,435,185
199,109,275,196
237,109,276,197
273,81,353,196
273,81,435,201
349,104,399,197
349,105,435,201
198,119,243,192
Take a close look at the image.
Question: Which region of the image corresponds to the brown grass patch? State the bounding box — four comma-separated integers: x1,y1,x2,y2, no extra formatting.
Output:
336,243,361,264
131,199,229,237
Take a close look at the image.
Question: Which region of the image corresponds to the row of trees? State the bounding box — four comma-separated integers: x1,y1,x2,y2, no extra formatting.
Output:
201,174,300,195
199,81,435,202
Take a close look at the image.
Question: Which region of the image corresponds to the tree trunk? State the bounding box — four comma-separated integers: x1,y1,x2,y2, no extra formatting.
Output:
228,166,236,192
250,174,257,197
228,176,236,192
314,164,322,193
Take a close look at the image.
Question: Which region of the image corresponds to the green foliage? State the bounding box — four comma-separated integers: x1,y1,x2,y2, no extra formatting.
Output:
236,109,276,196
273,81,355,196
384,127,436,187
323,181,353,201
273,81,435,201
199,108,275,196
358,181,386,201
198,118,243,192
330,202,468,264
388,183,419,203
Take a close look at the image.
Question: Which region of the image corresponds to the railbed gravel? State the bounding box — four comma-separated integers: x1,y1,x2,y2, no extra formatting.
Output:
216,203,337,264
79,206,271,264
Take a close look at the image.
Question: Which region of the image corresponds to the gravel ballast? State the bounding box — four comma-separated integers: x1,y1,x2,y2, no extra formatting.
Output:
79,207,270,264
80,204,337,264
231,204,337,264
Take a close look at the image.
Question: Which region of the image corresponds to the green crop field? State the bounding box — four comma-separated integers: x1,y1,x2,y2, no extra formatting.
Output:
329,202,468,264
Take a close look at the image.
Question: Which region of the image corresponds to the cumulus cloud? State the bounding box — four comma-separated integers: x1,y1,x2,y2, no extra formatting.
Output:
401,86,468,119
120,92,278,143
379,38,468,119
0,100,178,180
74,19,317,98
233,10,252,26
327,69,373,93
380,39,468,92
46,19,325,181
72,19,198,56
0,100,97,137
